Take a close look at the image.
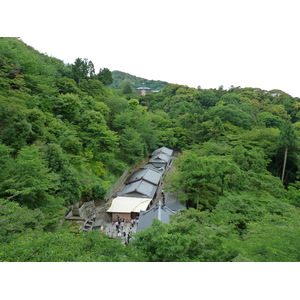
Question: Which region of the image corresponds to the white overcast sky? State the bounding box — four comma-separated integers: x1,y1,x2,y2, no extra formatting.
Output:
2,0,300,97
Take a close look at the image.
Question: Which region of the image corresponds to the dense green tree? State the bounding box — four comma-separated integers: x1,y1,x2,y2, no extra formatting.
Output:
224,213,300,262
206,104,252,129
219,93,240,105
231,145,268,173
203,116,226,141
24,74,58,96
119,127,146,164
71,58,94,84
25,108,46,142
227,128,280,159
0,57,25,91
211,192,288,233
52,93,81,121
259,111,283,128
97,68,113,86
0,38,67,78
132,213,235,262
0,228,142,262
121,83,133,95
43,143,68,172
58,129,82,154
0,199,44,243
91,181,106,199
197,89,219,108
0,145,59,208
104,95,128,127
0,143,13,188
285,177,300,207
168,151,244,209
56,77,79,94
79,79,107,98
132,193,300,262
77,110,119,157
278,120,298,184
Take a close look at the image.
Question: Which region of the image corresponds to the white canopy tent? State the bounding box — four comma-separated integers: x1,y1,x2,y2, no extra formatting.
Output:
107,196,152,222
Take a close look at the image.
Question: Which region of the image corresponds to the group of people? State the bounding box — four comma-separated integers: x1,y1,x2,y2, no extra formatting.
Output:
114,215,138,244
115,216,125,231
131,217,138,227
112,191,166,243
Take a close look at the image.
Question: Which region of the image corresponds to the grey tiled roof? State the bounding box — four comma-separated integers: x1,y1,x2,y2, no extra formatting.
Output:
151,147,173,156
136,203,176,233
125,168,162,185
149,153,171,166
143,163,166,173
119,179,157,199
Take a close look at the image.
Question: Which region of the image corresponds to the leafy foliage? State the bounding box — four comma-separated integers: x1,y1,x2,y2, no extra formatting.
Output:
110,70,168,90
132,197,300,262
97,68,113,86
0,226,142,262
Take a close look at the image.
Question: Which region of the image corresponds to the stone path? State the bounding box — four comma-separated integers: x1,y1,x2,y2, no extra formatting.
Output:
89,215,137,245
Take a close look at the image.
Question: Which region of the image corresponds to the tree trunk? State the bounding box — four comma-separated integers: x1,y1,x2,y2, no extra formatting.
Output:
281,146,288,184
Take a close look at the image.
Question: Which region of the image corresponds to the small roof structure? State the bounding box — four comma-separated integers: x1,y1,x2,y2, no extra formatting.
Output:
125,168,162,186
136,86,151,90
136,201,176,233
149,153,171,166
136,83,151,90
143,163,166,173
151,146,173,157
107,196,152,214
119,179,157,199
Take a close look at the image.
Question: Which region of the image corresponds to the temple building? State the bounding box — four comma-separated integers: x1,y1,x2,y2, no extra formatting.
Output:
136,83,152,95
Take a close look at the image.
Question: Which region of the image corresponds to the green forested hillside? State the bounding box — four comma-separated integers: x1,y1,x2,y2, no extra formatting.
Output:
1,37,300,262
110,70,168,91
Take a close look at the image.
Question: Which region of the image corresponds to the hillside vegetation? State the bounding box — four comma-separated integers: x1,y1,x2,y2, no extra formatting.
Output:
110,70,168,91
1,37,300,261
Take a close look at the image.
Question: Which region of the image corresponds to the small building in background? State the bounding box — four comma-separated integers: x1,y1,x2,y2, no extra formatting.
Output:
136,83,152,95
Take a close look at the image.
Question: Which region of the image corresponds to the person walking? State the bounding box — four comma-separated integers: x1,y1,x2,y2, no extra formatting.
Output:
127,233,131,244
120,219,124,231
115,221,119,231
